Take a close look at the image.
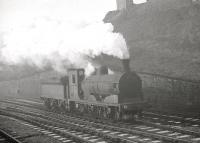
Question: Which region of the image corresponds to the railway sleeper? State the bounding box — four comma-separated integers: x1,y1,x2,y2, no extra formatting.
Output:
1,107,195,143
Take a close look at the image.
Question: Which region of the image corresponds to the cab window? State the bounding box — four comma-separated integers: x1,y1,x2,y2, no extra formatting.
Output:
72,74,76,84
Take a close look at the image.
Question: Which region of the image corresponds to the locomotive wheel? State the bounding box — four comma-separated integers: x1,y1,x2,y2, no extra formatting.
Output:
44,98,51,109
95,106,98,117
115,110,120,120
103,107,107,119
60,102,67,112
78,104,84,115
64,101,70,112
51,99,59,111
137,109,143,118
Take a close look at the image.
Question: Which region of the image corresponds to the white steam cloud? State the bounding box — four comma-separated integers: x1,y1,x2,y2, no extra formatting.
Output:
0,0,130,75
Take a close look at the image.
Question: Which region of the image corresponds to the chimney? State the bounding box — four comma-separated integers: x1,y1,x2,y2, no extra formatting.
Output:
122,59,130,72
116,0,133,10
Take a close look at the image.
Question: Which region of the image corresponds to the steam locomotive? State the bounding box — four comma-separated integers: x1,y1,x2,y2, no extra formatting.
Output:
40,59,145,120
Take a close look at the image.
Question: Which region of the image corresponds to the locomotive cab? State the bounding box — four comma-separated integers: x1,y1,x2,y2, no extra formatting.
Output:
68,68,85,100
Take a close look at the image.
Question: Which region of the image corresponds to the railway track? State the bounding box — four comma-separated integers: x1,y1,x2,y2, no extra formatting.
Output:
142,111,200,125
1,99,200,142
48,111,200,143
140,111,200,132
45,112,200,143
0,110,110,143
0,99,44,110
2,105,200,143
0,129,22,143
1,108,163,143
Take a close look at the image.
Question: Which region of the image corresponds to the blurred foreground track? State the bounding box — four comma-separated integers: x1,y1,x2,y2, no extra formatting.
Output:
0,129,22,143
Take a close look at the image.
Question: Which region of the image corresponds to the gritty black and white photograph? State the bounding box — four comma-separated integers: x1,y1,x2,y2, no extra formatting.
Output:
0,0,200,142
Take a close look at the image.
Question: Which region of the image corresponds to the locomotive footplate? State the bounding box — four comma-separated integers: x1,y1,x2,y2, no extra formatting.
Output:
120,101,146,112
69,99,145,120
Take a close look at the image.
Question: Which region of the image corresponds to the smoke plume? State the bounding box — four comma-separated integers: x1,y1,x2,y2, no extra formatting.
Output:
0,0,129,75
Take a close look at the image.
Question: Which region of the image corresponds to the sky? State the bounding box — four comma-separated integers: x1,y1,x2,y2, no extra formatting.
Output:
0,0,147,29
0,0,146,74
0,0,115,28
134,0,147,4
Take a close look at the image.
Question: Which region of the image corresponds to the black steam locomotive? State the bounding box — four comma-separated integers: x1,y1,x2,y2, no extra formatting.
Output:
40,59,145,120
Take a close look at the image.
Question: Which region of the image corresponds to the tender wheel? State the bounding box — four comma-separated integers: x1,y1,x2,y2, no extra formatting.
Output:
44,98,51,109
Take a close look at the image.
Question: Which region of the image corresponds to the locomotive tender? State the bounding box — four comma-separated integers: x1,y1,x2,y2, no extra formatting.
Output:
40,59,145,120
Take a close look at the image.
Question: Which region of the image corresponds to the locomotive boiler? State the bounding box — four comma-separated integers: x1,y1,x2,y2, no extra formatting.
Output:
40,59,145,120
82,60,143,106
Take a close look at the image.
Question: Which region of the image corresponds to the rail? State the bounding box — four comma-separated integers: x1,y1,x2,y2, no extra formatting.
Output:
0,129,22,143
